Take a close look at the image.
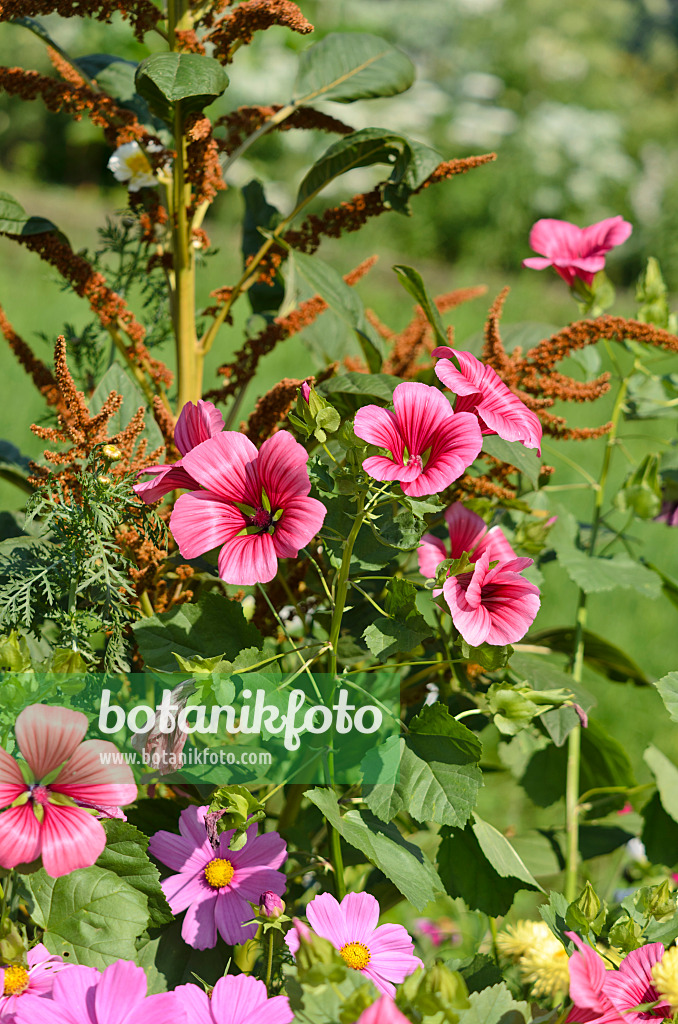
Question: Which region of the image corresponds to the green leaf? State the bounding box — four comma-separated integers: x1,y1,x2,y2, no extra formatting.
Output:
509,652,595,746
363,704,482,826
132,592,263,672
363,619,430,657
96,820,173,928
306,788,443,910
296,128,440,207
293,32,415,104
0,191,58,236
135,53,228,121
472,816,543,889
557,550,661,598
26,866,149,968
319,372,398,405
89,364,164,453
77,54,138,100
642,793,678,867
644,745,678,824
456,984,530,1024
438,825,540,916
539,891,571,947
137,921,234,993
287,249,382,372
655,671,678,723
393,264,448,347
482,435,541,488
527,627,649,685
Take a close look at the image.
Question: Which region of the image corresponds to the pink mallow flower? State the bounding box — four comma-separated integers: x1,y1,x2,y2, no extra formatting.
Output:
169,430,326,586
0,944,71,1021
134,399,224,504
0,705,137,878
566,931,671,1024
176,974,293,1024
285,892,422,998
433,348,542,455
443,550,540,646
357,997,412,1024
148,805,287,950
418,502,517,593
14,958,182,1024
353,382,482,498
523,217,632,287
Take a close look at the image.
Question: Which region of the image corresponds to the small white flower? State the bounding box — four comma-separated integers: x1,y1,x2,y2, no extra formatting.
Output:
108,141,158,192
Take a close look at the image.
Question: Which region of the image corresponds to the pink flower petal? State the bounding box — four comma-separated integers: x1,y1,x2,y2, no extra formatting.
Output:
357,995,412,1024
14,993,75,1024
417,533,448,579
210,973,269,1024
94,959,148,1023
131,992,186,1024
230,866,286,902
174,399,224,456
306,892,350,948
522,256,556,271
0,803,42,868
258,431,313,506
353,406,405,461
566,932,609,1011
361,454,414,483
161,868,211,915
182,889,219,949
476,525,517,564
392,382,453,455
51,739,136,808
16,705,88,781
214,890,257,946
226,826,286,870
271,497,327,558
340,892,379,945
360,965,396,998
406,410,482,496
529,218,583,260
39,803,107,876
580,216,632,256
217,532,278,585
180,432,260,505
0,745,27,808
175,983,212,1023
134,463,201,504
171,491,247,560
178,804,212,848
444,503,487,556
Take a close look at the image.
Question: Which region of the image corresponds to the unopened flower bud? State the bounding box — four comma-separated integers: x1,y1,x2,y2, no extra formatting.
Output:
259,891,285,919
98,475,112,486
102,444,123,462
301,382,311,403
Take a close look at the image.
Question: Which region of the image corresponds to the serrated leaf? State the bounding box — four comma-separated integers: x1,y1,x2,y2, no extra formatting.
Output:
558,550,661,597
26,866,149,968
133,592,262,672
0,191,58,237
457,983,530,1024
482,435,541,488
319,372,399,404
135,53,228,120
655,671,678,723
306,788,443,910
644,745,678,824
97,820,172,928
293,32,415,104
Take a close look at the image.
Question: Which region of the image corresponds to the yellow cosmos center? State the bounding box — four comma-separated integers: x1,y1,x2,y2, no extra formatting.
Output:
204,858,235,889
124,151,152,176
3,965,29,996
340,942,371,971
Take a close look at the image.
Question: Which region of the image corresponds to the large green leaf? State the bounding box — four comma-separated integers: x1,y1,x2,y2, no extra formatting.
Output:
393,264,448,347
558,550,661,598
296,128,440,207
287,250,382,372
135,53,228,121
0,191,58,237
472,817,542,889
97,820,172,928
526,627,649,685
655,671,678,723
438,824,540,916
293,33,415,104
133,592,262,672
89,364,164,453
306,788,443,910
319,372,398,405
363,704,482,826
642,793,678,867
456,984,530,1024
509,652,596,746
26,866,149,968
644,745,678,824
482,436,541,488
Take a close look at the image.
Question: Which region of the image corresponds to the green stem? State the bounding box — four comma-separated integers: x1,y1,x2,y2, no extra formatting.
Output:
265,928,275,991
564,367,631,903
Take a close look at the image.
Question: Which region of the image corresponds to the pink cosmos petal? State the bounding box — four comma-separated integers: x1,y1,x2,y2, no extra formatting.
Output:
210,975,291,1024
178,803,212,847
357,996,412,1024
0,803,42,868
417,534,448,579
285,918,311,956
148,832,209,875
306,893,350,948
175,983,212,1023
51,963,100,1009
360,965,395,998
353,406,405,461
182,890,218,950
580,216,633,255
180,433,260,505
130,992,185,1024
0,745,27,808
171,492,247,560
271,497,327,559
134,463,201,505
94,959,148,1023
217,532,278,586
14,994,75,1024
230,865,286,902
341,892,380,945
174,399,224,457
39,803,107,877
258,432,313,506
16,705,87,781
215,889,257,945
160,869,210,915
566,932,609,1011
226,824,286,870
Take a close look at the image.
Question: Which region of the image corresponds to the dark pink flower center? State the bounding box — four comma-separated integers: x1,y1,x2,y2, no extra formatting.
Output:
30,784,50,806
249,507,275,533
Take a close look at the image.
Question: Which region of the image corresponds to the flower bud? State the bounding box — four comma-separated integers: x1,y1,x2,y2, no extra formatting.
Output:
259,891,285,920
102,444,123,462
301,382,311,403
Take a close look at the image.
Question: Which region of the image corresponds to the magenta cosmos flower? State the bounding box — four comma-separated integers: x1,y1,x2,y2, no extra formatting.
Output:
176,975,293,1024
418,502,517,591
148,805,287,950
0,943,71,1021
433,348,542,454
169,430,326,586
134,399,224,504
353,382,482,498
566,932,671,1024
0,705,136,877
523,216,632,287
14,959,181,1024
285,892,422,998
443,549,540,646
